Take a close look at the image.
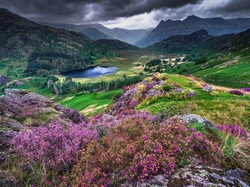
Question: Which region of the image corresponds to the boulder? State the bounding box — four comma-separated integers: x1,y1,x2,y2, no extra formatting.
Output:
203,85,212,92
177,114,216,129
121,166,250,187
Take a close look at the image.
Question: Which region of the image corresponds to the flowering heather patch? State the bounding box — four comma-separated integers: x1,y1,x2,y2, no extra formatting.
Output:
185,74,193,77
242,88,250,92
69,118,222,186
17,106,37,120
12,121,98,171
129,99,139,109
146,84,154,90
202,83,208,87
0,75,8,85
218,124,249,140
66,109,88,123
228,90,244,96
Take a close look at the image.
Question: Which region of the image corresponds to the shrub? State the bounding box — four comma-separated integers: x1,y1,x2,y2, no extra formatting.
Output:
12,121,98,171
228,90,244,96
162,84,173,92
217,124,249,140
129,99,139,109
242,88,250,92
69,119,222,186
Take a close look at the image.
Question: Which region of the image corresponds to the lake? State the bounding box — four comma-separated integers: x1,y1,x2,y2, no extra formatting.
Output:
61,66,118,78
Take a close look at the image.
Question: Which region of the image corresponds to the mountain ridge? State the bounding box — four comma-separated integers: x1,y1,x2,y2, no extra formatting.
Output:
136,16,250,47
39,22,152,45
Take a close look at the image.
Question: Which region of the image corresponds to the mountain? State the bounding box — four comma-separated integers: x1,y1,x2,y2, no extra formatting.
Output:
150,30,212,53
97,39,139,50
0,8,100,59
136,15,250,47
39,22,152,45
81,28,113,40
151,28,250,55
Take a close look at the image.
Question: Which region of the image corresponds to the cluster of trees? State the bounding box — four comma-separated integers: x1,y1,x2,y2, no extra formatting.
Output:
25,52,93,76
145,59,161,67
45,75,143,95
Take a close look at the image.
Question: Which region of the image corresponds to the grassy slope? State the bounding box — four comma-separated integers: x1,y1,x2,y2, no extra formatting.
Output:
54,89,122,117
166,49,250,88
137,74,250,128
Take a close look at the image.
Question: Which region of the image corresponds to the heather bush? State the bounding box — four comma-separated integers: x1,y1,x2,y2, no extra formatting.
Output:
228,90,244,96
218,124,249,140
12,121,98,172
66,109,87,124
69,118,222,186
242,88,250,92
129,99,139,109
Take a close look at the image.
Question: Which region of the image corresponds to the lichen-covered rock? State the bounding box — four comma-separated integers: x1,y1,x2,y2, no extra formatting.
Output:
0,89,89,166
0,171,21,187
0,130,18,163
121,166,250,187
0,75,8,85
177,114,216,129
0,89,89,126
203,85,212,92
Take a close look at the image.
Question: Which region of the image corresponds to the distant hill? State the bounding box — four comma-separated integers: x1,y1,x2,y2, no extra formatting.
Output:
0,8,107,75
136,15,250,47
97,39,139,50
39,22,152,45
82,28,113,40
150,28,250,55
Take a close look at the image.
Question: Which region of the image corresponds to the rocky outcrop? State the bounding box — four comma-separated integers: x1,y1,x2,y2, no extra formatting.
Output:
0,89,89,166
177,114,216,129
0,89,89,128
122,165,250,187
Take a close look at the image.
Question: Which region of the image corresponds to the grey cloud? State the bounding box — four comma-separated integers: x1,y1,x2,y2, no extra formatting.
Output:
214,0,250,13
0,0,203,23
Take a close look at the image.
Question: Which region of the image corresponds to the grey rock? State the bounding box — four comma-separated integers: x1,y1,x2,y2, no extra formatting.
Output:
177,114,217,129
203,86,212,92
0,171,21,187
187,90,196,97
120,166,250,187
0,130,18,163
173,88,184,93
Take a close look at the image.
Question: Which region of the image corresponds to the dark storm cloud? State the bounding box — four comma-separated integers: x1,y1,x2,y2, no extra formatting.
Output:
0,0,202,22
213,0,250,13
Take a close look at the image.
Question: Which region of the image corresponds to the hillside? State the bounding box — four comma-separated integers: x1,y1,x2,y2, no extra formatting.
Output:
1,73,250,186
137,15,250,47
0,8,111,76
97,39,139,50
40,22,152,45
151,28,250,54
150,29,250,88
81,28,113,40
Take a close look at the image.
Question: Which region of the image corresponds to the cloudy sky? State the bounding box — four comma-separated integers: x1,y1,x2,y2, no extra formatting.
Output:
0,0,250,29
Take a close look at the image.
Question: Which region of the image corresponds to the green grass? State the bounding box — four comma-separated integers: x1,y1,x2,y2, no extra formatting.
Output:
55,89,122,116
137,74,250,128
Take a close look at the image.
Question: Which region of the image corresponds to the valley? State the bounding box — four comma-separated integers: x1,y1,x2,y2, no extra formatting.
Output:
0,7,250,187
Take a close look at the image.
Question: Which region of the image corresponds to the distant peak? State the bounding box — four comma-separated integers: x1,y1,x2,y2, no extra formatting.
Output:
185,15,201,20
0,8,11,13
193,29,209,35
